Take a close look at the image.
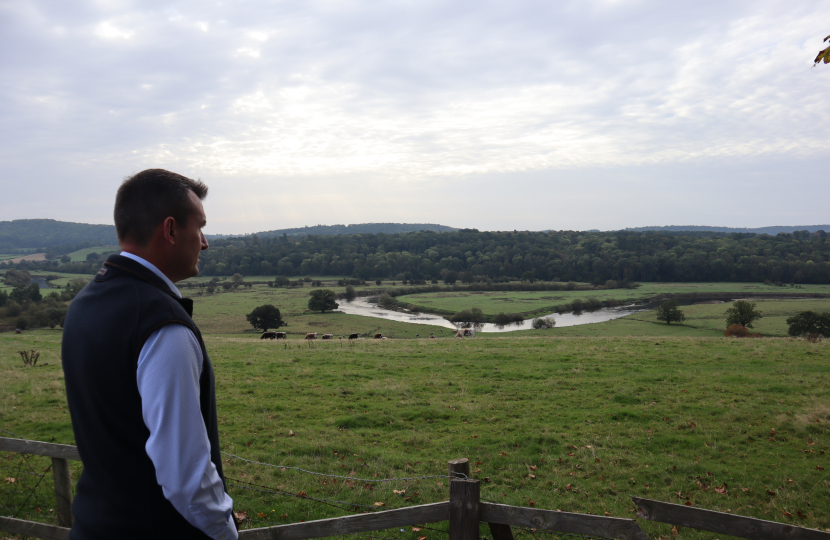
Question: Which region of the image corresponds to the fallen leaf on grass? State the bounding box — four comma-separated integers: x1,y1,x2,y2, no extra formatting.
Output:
393,490,406,495
817,466,825,471
565,484,572,491
671,526,679,536
484,477,491,483
529,465,537,471
527,498,536,507
374,502,385,507
257,512,267,518
298,491,308,498
418,536,427,540
4,478,14,484
714,484,728,494
528,474,536,479
783,511,793,518
234,510,248,521
288,430,295,437
412,527,423,532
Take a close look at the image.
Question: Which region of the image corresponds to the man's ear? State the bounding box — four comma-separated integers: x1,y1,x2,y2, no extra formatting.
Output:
161,216,178,245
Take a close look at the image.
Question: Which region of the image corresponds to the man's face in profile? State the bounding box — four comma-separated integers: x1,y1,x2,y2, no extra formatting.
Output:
172,190,209,282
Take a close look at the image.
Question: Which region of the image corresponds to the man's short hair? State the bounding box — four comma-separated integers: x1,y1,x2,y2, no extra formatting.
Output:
114,169,208,246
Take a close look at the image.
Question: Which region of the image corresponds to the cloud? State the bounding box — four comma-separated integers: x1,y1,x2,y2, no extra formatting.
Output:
0,0,827,232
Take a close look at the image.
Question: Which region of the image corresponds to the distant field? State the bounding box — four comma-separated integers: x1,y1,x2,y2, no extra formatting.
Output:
2,331,829,536
64,245,120,262
398,282,830,317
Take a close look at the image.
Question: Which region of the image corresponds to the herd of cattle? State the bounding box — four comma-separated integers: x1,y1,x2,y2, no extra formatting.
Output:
259,331,451,340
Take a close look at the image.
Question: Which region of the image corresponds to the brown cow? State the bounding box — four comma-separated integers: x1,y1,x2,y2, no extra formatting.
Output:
321,334,334,340
260,332,277,340
348,333,359,340
304,332,318,340
275,332,287,339
374,333,383,339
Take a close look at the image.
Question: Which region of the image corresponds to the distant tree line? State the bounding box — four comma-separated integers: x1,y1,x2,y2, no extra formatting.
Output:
4,228,830,284
0,219,117,251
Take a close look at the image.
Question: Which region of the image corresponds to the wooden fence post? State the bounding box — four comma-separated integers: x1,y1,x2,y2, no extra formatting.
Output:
51,457,72,528
449,479,480,540
447,458,470,481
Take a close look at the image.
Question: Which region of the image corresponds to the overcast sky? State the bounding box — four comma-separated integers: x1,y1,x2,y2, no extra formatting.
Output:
1,0,827,234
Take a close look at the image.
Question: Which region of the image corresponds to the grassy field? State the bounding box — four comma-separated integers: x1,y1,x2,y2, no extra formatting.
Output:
63,246,120,262
1,330,829,539
397,282,830,318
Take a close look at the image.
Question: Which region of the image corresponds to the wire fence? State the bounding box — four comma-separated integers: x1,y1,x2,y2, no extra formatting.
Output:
1,431,615,540
0,451,59,525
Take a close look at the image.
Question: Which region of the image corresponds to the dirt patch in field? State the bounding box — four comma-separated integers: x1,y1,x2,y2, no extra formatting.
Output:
6,253,47,264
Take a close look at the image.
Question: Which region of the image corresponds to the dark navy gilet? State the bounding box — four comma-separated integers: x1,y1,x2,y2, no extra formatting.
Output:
61,254,225,540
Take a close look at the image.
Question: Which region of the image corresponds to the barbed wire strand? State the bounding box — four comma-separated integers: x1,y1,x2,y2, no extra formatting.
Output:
222,451,468,482
0,427,23,439
226,477,379,511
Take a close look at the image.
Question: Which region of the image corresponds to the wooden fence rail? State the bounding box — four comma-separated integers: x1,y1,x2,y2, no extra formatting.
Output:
0,436,77,529
633,496,830,540
3,437,829,540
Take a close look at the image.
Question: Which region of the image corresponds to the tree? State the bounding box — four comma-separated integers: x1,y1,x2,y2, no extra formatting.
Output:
531,316,556,329
815,34,830,65
246,305,284,331
308,289,339,313
520,271,536,283
450,308,484,324
786,311,830,337
655,299,685,325
725,300,763,328
345,285,356,301
231,273,244,283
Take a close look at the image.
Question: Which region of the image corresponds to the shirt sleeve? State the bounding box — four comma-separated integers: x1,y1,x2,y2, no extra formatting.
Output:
137,324,237,540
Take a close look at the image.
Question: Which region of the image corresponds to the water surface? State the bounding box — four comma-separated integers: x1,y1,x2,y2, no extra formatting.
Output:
336,297,650,333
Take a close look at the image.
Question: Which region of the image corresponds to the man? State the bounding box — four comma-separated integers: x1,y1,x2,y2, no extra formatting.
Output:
62,169,237,540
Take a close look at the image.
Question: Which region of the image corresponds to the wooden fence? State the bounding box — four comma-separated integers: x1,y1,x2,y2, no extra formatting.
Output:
2,437,829,540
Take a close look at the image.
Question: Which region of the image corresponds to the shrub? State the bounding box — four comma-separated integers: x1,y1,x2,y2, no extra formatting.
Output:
532,317,556,329
450,308,484,324
493,312,523,326
724,324,762,338
378,293,395,308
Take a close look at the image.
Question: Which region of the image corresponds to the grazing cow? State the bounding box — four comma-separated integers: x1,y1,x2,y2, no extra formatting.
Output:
304,332,318,340
374,333,383,339
275,332,287,339
260,331,277,340
321,334,334,340
348,333,359,340
454,328,476,338
429,332,436,339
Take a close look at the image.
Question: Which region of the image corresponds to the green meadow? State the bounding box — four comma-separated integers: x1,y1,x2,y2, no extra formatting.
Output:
3,281,830,539
63,246,120,262
2,329,830,539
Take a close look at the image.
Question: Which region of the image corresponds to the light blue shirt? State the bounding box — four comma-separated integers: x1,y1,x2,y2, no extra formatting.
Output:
122,252,237,540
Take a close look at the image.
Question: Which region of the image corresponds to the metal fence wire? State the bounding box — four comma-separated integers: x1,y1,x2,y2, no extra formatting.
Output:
0,451,59,525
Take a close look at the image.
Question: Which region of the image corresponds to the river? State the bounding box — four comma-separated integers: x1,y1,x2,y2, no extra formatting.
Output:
335,297,651,333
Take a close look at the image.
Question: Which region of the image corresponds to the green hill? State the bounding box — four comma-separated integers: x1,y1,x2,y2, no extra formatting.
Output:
0,219,117,250
250,223,456,238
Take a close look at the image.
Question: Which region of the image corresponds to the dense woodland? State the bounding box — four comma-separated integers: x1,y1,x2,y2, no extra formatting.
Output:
0,219,118,251
5,229,830,284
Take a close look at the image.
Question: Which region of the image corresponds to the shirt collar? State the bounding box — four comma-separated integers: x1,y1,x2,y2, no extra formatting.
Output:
119,251,182,298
